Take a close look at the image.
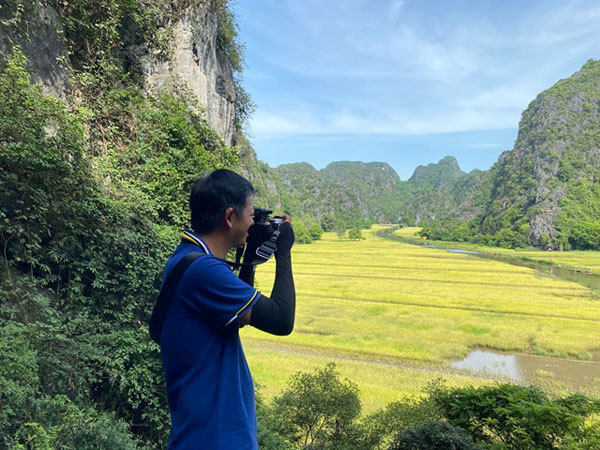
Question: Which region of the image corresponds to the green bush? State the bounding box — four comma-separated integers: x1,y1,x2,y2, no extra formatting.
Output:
0,48,233,448
389,420,481,450
293,218,313,244
359,393,442,448
569,221,600,250
7,395,140,450
272,363,361,448
347,227,364,240
432,383,600,449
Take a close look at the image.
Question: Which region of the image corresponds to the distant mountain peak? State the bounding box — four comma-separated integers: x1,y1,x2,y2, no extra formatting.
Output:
408,155,464,187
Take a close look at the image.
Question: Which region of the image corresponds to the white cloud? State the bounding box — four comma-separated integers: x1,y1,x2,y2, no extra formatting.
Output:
240,0,598,141
251,106,521,137
459,85,539,110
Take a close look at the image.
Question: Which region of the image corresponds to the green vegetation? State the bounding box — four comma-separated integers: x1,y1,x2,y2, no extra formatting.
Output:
0,11,318,444
2,1,599,448
256,364,600,449
244,225,600,425
390,420,481,449
473,60,600,250
274,161,395,232
0,44,236,447
434,384,600,449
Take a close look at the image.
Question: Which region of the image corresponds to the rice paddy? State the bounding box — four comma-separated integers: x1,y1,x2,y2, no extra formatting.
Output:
241,224,600,413
394,226,600,273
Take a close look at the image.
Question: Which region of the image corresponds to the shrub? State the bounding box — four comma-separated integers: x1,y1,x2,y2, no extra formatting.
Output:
389,420,482,450
432,383,600,449
272,363,361,448
347,227,364,240
359,394,442,448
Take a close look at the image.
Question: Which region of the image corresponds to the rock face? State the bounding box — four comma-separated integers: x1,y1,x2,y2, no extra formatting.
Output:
0,2,237,146
475,60,600,247
0,4,72,100
143,4,237,146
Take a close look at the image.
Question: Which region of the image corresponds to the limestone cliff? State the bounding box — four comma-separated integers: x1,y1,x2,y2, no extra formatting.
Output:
143,3,237,146
0,3,71,99
0,1,237,146
475,60,600,248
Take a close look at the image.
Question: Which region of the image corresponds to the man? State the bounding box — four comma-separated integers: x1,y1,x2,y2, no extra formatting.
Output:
159,169,295,449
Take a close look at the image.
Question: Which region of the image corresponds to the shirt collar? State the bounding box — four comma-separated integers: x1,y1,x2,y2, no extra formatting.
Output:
182,229,211,254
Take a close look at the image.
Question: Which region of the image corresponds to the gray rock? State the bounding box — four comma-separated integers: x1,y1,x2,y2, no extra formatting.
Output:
0,2,237,146
143,4,237,146
0,3,72,100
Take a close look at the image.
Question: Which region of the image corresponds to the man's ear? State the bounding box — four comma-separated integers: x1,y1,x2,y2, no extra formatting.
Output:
224,206,235,229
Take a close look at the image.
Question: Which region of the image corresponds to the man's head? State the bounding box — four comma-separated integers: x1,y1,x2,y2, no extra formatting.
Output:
190,169,255,241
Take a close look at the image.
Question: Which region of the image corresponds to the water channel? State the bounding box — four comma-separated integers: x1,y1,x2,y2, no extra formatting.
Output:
377,227,600,389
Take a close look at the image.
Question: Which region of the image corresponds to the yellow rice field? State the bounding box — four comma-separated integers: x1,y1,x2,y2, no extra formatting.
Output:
242,224,600,413
394,226,600,273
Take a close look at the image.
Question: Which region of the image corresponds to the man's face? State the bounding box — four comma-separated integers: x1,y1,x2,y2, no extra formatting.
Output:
232,195,255,247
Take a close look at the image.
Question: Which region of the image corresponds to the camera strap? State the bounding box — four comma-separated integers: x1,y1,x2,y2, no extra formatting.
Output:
255,229,280,261
149,250,206,345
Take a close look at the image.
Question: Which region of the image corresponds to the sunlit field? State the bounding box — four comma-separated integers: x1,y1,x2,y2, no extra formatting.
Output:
394,227,600,273
242,225,600,413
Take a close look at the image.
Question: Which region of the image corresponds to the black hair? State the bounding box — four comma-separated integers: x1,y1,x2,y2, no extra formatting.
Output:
190,169,255,234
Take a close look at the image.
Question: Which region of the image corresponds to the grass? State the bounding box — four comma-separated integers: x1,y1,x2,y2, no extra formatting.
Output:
242,224,600,413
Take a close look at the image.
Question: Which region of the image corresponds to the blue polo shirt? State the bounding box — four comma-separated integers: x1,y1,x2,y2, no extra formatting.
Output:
160,230,261,449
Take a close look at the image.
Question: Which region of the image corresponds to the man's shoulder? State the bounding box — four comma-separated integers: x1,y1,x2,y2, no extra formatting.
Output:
169,245,234,282
168,244,215,266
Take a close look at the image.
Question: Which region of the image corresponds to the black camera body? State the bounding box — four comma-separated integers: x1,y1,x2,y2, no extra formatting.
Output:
250,207,284,261
252,207,283,230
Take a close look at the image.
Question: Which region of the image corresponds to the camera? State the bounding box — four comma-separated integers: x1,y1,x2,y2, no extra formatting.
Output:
249,207,284,261
253,207,283,230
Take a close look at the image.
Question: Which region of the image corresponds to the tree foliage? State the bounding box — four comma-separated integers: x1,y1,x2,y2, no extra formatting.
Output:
432,383,600,449
272,363,362,448
0,47,237,448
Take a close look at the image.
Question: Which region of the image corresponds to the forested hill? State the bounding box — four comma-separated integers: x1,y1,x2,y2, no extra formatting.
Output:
469,59,600,249
274,161,404,229
401,156,484,225
274,60,599,250
271,156,485,230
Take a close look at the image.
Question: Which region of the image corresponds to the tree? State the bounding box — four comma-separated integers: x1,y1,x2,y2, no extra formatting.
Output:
347,227,364,240
569,221,600,250
320,213,335,232
293,218,313,244
272,363,361,448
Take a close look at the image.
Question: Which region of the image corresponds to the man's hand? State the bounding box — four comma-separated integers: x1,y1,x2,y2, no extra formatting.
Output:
246,222,274,248
276,217,294,255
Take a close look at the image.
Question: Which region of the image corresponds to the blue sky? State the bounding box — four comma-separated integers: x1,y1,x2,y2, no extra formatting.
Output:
233,0,599,180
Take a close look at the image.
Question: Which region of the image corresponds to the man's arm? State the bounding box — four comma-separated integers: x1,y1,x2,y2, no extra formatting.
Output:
240,220,295,335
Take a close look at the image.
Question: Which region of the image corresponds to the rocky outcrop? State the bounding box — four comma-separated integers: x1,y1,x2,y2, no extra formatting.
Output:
475,60,600,247
143,3,237,146
0,2,237,146
0,3,72,100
